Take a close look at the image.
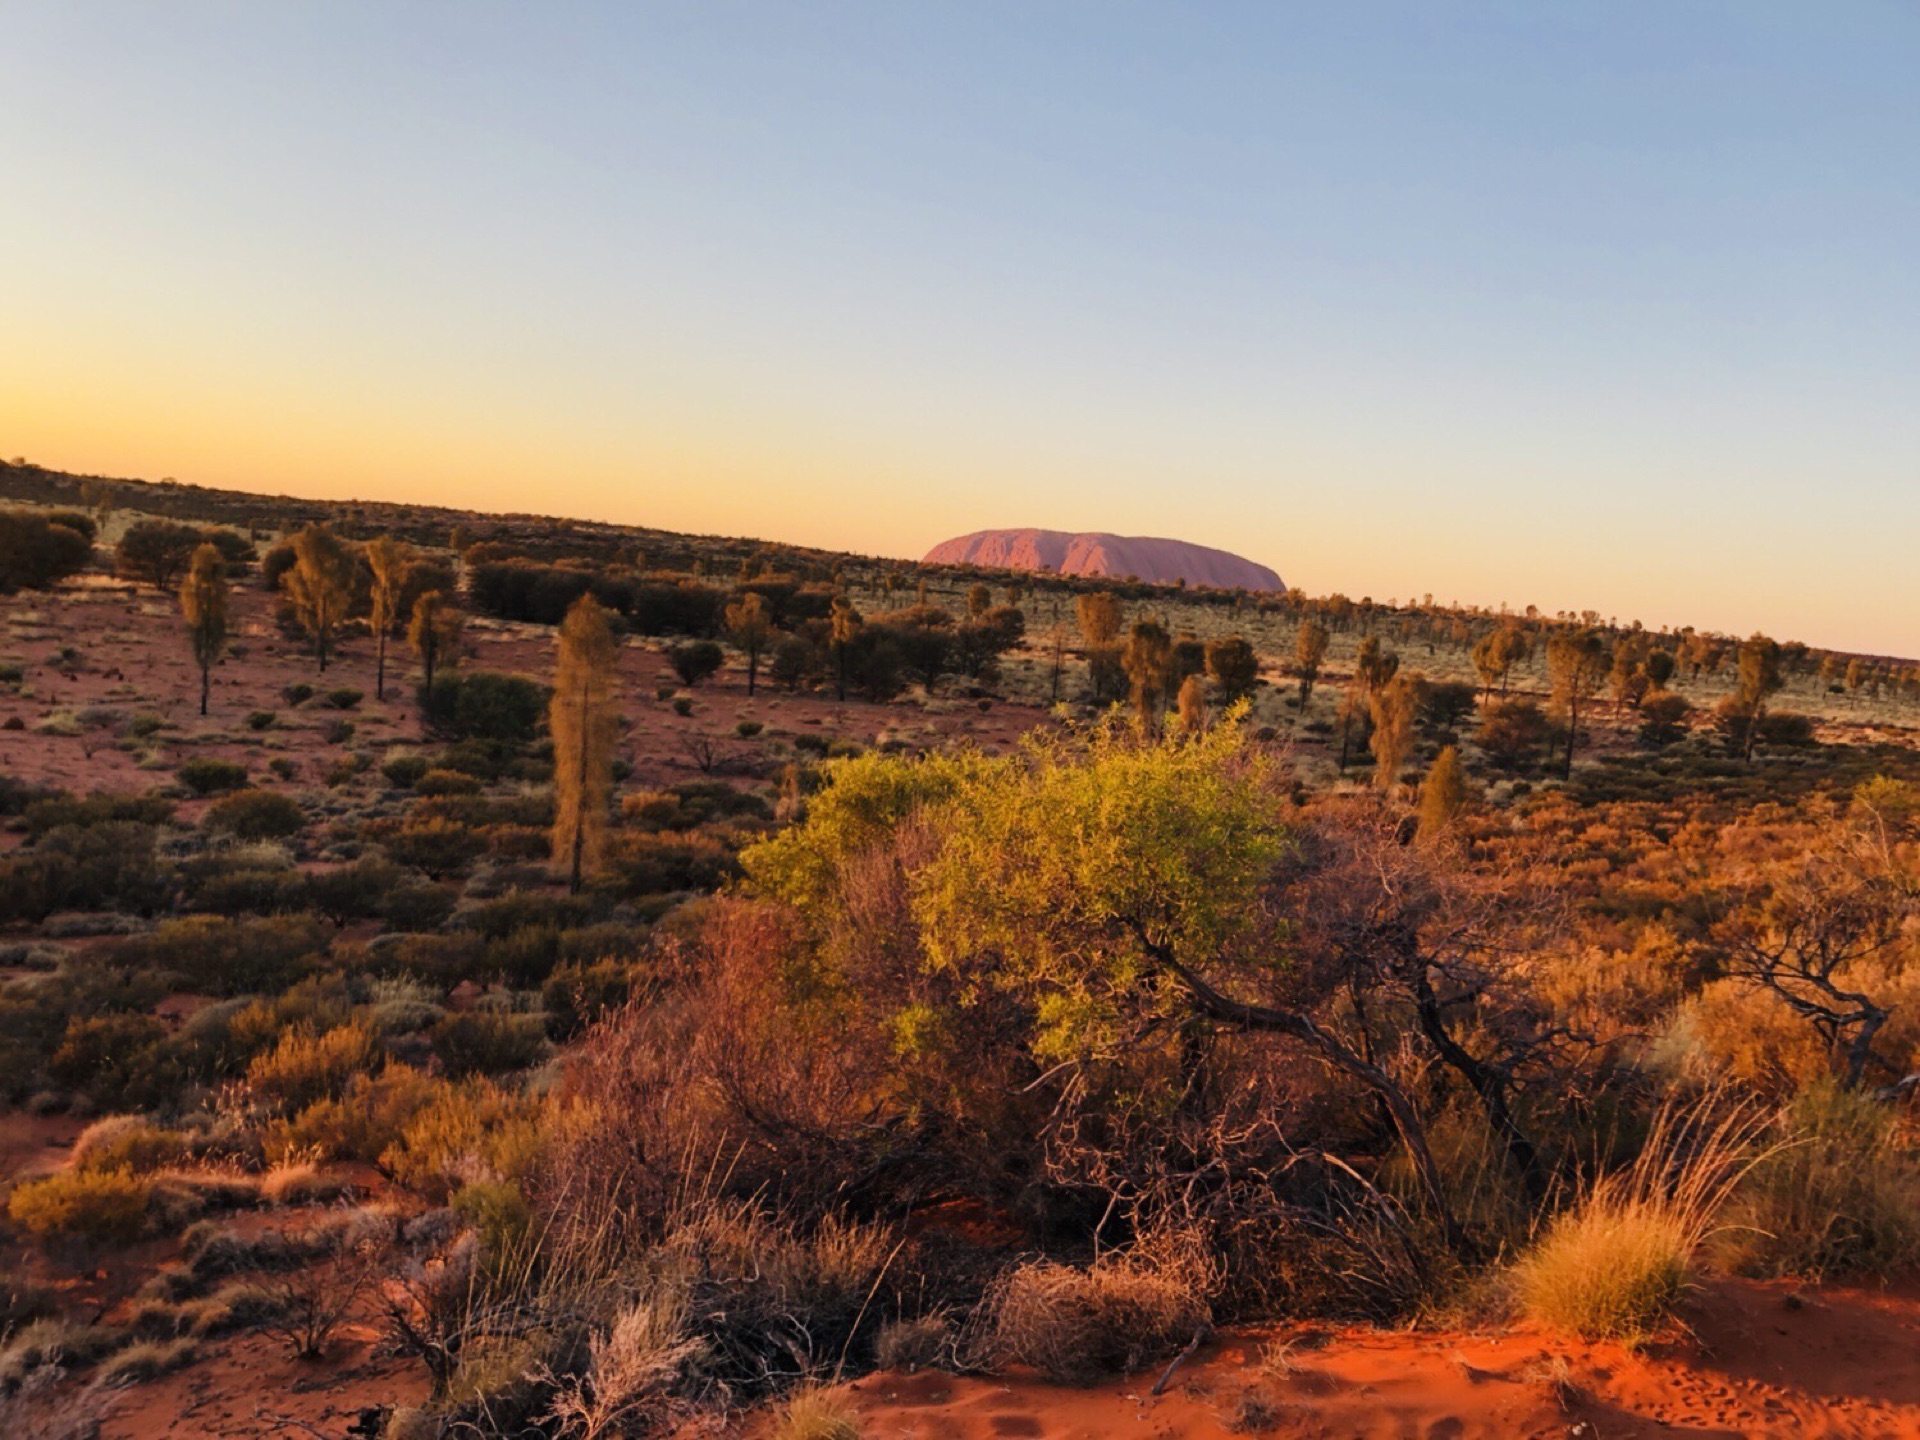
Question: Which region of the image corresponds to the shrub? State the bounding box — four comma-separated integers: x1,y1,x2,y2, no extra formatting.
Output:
246,709,278,731
968,1240,1212,1382
776,1386,862,1440
96,1337,195,1386
323,687,363,710
71,1116,188,1175
49,1015,171,1107
428,1010,549,1078
381,818,486,880
264,1065,440,1167
0,820,170,922
7,1167,150,1242
1718,1084,1920,1281
111,914,329,995
382,1077,543,1200
420,671,546,743
0,509,92,593
246,1023,382,1115
736,719,764,738
178,758,250,795
1514,1105,1759,1343
414,768,483,797
669,640,724,687
283,683,316,707
205,789,305,840
259,1161,354,1208
382,754,431,789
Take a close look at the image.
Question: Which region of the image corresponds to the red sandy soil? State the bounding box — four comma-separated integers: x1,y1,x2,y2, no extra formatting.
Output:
823,1279,1920,1439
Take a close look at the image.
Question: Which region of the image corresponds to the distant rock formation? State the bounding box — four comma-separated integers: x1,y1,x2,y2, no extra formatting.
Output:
923,528,1283,593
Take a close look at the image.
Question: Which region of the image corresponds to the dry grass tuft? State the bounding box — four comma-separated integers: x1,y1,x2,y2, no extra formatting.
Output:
1515,1100,1763,1343
968,1235,1213,1383
775,1384,862,1440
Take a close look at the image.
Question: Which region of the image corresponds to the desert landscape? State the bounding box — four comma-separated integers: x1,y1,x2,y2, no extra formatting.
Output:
6,8,1919,1437
0,460,1917,1440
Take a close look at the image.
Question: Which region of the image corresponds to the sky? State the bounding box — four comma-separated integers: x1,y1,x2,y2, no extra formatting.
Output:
3,4,1917,655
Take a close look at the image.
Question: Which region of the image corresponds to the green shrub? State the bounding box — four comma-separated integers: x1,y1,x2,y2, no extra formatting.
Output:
380,818,486,880
49,1014,171,1106
420,671,546,743
246,709,278,731
110,913,330,995
0,821,170,922
71,1115,189,1175
205,789,305,840
669,640,724,687
382,754,431,789
7,1166,150,1242
283,683,315,706
382,1076,543,1200
323,687,364,710
1718,1083,1920,1281
429,1010,549,1077
0,509,92,592
414,768,483,797
177,758,250,795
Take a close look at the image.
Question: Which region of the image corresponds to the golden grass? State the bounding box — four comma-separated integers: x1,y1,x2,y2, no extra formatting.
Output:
775,1384,862,1440
1514,1099,1764,1344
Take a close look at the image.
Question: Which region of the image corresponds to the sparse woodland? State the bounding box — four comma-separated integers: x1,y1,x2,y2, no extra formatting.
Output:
1,460,1919,1437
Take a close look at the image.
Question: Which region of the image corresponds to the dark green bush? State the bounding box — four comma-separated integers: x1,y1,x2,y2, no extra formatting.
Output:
109,914,330,996
323,687,363,710
381,754,431,789
178,758,251,795
429,1010,549,1077
0,509,92,592
23,792,174,836
204,789,305,840
419,671,546,743
0,822,171,922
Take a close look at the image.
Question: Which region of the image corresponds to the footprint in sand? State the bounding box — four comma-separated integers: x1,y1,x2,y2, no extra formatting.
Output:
988,1417,1044,1437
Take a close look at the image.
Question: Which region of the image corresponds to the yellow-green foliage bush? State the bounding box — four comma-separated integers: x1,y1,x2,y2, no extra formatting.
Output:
382,1076,544,1200
7,1166,150,1242
263,1064,440,1165
71,1115,189,1175
245,1021,381,1114
1718,1083,1920,1281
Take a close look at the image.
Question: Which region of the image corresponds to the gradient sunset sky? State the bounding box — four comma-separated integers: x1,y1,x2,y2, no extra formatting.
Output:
5,5,1916,654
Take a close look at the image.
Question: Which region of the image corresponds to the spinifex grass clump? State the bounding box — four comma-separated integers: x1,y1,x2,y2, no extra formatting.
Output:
1516,1101,1764,1343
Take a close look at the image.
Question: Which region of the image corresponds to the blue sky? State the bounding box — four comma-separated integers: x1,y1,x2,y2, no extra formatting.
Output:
3,4,1916,652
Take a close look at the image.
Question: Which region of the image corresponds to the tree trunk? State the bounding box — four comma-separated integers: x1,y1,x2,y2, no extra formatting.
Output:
376,633,387,700
200,664,210,716
1408,968,1546,1202
1152,946,1469,1256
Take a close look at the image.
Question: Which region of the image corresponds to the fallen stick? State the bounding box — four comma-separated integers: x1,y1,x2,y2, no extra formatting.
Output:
1151,1325,1210,1396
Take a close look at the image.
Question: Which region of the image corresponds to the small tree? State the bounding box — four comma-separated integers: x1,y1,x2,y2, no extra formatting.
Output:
0,510,92,593
1338,636,1397,771
1122,619,1174,728
1175,672,1208,739
1292,620,1329,708
408,590,465,694
670,640,724,688
1368,671,1424,790
725,592,774,697
116,519,204,591
179,543,230,716
829,598,862,702
1471,623,1530,697
1546,628,1611,779
281,524,355,672
1734,634,1786,763
552,595,621,893
1078,591,1126,703
365,536,414,700
1205,635,1260,703
1417,745,1469,840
